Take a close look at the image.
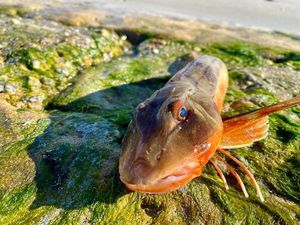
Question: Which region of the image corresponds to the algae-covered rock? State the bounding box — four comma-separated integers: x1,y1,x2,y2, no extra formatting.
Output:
48,39,195,114
0,6,300,225
0,15,129,110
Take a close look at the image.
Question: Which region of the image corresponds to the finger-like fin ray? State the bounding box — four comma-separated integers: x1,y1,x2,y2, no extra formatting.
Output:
217,147,264,202
210,158,229,190
214,153,249,198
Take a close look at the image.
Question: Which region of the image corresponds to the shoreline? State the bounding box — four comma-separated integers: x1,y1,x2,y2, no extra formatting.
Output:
1,0,300,35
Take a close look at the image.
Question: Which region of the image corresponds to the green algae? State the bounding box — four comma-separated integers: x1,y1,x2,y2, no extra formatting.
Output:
0,9,300,225
205,42,264,67
0,15,129,109
48,39,194,112
202,41,300,71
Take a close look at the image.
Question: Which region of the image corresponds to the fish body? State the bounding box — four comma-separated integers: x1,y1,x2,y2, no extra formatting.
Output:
119,55,300,200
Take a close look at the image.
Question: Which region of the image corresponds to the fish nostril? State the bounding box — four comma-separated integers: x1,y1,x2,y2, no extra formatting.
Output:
156,151,162,161
156,148,166,161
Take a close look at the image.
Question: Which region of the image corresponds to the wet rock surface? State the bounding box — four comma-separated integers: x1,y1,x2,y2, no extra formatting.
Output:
0,14,129,110
0,6,300,225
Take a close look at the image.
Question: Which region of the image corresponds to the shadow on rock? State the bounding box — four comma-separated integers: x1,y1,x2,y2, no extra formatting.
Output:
27,77,169,210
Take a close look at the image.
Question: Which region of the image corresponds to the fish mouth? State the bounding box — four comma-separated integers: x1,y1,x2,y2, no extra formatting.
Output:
120,160,202,193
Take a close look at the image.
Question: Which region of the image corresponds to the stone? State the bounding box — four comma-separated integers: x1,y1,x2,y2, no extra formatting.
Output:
0,5,299,225
0,82,18,94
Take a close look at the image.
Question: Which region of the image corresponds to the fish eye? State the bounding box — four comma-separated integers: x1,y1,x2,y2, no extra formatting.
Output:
178,106,187,121
170,100,187,121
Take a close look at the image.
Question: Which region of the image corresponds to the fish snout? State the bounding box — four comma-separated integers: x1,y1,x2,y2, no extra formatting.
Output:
120,158,156,186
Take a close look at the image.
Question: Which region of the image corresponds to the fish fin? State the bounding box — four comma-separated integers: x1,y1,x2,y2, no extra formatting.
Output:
220,115,269,149
220,96,300,149
216,148,265,201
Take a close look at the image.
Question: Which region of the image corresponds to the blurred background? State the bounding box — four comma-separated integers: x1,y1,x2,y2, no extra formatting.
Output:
1,0,300,34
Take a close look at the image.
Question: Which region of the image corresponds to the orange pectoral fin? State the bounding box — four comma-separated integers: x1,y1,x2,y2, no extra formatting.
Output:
220,96,300,149
220,116,269,149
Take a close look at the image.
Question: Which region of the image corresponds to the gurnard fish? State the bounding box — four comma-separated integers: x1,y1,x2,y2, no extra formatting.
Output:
119,55,300,201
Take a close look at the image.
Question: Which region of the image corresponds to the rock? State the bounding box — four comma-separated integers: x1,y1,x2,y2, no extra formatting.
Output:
0,82,18,94
27,76,41,90
0,6,300,225
0,82,4,92
0,55,4,66
56,67,69,76
48,39,193,113
5,83,17,94
31,59,40,69
0,14,130,109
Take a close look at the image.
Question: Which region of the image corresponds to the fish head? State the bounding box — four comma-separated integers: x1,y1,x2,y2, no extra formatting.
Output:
119,85,223,193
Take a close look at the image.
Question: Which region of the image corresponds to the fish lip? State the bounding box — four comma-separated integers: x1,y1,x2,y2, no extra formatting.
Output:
120,159,200,193
121,172,196,194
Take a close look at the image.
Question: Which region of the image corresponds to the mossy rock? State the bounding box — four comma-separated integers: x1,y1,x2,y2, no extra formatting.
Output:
0,15,130,110
0,8,300,225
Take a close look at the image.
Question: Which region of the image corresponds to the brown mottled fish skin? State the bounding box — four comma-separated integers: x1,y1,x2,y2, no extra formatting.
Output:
119,55,228,193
